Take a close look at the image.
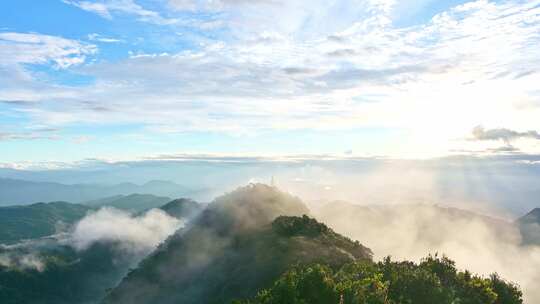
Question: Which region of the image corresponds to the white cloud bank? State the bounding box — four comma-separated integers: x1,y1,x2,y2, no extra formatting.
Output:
69,207,183,253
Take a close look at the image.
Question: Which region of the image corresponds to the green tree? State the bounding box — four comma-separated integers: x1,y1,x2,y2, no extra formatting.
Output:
238,255,523,304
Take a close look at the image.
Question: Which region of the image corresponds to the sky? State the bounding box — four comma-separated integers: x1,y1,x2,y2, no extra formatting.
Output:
1,0,540,165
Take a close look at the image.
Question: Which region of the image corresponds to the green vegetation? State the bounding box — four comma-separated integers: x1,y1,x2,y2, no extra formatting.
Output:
0,195,200,245
103,215,371,304
0,197,202,304
0,242,138,304
238,255,522,304
0,202,90,244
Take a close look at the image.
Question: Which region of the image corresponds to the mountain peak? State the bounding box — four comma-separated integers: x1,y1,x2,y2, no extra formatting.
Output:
159,198,203,219
200,183,310,233
519,208,540,224
102,185,365,304
103,213,371,304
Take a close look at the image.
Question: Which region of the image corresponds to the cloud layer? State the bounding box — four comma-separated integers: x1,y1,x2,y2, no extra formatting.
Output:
1,0,540,158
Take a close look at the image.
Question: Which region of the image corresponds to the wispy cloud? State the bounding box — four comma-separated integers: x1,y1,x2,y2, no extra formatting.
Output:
0,32,96,68
167,0,280,12
472,125,540,144
62,0,113,18
63,0,181,25
0,129,60,141
87,33,124,43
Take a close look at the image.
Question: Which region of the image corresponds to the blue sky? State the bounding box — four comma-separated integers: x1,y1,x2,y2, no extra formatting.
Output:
1,0,540,165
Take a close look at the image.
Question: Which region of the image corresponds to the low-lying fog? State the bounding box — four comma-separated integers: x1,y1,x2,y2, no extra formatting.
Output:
307,201,540,303
0,207,183,270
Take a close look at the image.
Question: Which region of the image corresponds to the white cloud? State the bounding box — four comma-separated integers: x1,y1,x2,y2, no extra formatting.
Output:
0,32,96,68
472,125,540,143
518,160,540,165
64,0,180,25
62,0,113,18
69,207,183,253
168,0,278,12
0,252,46,272
4,0,540,156
87,33,124,43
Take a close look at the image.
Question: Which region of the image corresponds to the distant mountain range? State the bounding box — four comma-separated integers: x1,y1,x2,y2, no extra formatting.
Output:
0,178,192,206
84,194,173,213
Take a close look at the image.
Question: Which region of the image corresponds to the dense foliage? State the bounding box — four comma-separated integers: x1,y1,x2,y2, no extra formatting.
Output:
0,242,138,304
237,255,522,304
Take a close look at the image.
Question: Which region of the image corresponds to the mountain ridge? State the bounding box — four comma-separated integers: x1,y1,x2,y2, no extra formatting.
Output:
102,184,371,304
517,208,540,245
0,178,190,206
84,193,172,212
